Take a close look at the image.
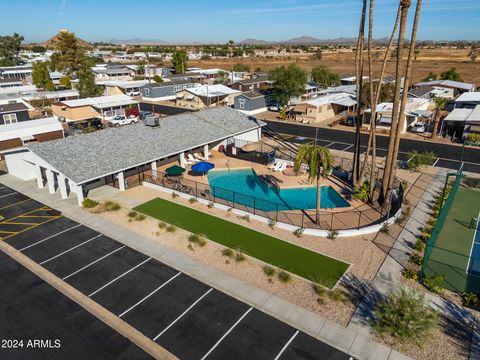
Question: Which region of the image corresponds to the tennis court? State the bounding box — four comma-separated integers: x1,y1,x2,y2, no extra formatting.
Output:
423,186,480,292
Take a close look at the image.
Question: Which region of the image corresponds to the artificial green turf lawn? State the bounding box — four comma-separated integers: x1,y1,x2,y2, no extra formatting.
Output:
134,198,349,288
425,187,480,292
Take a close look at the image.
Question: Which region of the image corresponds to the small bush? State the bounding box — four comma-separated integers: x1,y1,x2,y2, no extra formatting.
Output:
373,288,438,345
188,233,206,247
234,250,246,262
293,227,304,237
278,270,292,283
353,183,370,202
268,219,276,229
222,248,234,258
409,252,423,266
135,213,146,221
158,221,166,229
82,198,99,208
380,224,389,234
226,208,233,216
314,285,327,297
207,202,215,209
414,239,426,252
188,197,198,204
127,210,138,218
407,150,436,171
166,225,176,233
423,274,445,294
464,177,480,188
239,214,250,222
402,269,419,281
327,230,338,240
461,292,479,306
329,288,346,302
171,192,179,199
263,265,275,276
105,201,121,211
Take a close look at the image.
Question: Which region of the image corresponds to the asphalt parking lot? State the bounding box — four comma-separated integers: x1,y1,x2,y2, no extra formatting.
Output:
0,184,352,360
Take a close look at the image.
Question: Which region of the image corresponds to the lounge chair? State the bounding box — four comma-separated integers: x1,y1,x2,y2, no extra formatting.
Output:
274,162,288,172
271,160,284,171
194,153,205,161
187,154,200,163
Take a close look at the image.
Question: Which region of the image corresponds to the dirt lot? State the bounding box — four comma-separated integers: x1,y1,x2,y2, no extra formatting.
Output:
174,48,480,85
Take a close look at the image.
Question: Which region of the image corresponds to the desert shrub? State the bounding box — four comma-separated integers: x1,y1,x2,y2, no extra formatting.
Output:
409,253,423,266
135,214,146,221
373,288,438,345
402,269,419,281
407,150,436,171
414,239,426,252
314,285,327,297
158,221,166,229
104,201,121,211
188,197,198,204
263,265,276,276
465,132,480,144
127,210,138,218
293,227,304,237
171,192,179,199
327,230,338,240
234,250,246,262
227,207,233,215
329,288,346,302
278,270,292,283
461,292,479,307
165,225,176,233
464,177,480,188
82,198,98,208
423,274,445,294
207,202,215,209
188,233,206,247
380,224,389,234
239,214,250,222
353,183,369,202
268,219,276,229
222,248,233,258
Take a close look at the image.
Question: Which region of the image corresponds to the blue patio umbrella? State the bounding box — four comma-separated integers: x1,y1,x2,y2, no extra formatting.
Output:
191,161,215,175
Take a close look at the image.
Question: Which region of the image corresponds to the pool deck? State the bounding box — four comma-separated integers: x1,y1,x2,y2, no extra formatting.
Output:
157,150,367,213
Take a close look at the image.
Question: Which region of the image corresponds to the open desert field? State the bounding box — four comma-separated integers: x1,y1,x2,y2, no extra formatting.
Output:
179,48,480,85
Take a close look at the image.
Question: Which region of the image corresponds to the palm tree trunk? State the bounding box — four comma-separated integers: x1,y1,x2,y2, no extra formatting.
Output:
385,0,422,197
381,0,411,201
360,3,402,201
316,173,321,224
352,0,367,184
432,109,441,138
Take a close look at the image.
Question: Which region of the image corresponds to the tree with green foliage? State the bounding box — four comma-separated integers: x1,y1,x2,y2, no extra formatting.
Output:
232,48,244,58
0,33,24,64
233,63,250,72
294,144,333,224
439,67,463,82
152,74,163,83
468,47,479,62
31,45,46,53
374,288,438,346
171,50,188,74
422,71,437,81
59,76,72,88
310,65,340,87
0,58,15,66
32,62,55,91
269,64,308,107
432,97,447,138
52,30,89,75
77,70,102,98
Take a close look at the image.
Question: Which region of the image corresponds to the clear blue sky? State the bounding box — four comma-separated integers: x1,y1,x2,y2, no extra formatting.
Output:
3,0,480,43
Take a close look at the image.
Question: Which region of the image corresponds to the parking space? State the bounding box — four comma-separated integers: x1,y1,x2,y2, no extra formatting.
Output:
0,184,351,360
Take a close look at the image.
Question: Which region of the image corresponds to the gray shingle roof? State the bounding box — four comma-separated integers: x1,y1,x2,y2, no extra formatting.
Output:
28,107,265,184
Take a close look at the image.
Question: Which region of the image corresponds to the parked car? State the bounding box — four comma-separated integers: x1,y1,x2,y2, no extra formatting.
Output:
411,122,426,133
268,104,281,112
126,90,140,97
139,111,154,120
108,115,138,127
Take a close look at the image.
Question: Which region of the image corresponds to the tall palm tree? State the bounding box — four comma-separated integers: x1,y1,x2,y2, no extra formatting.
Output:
381,0,412,201
352,0,368,184
432,97,447,138
294,144,334,224
359,2,402,201
384,0,423,203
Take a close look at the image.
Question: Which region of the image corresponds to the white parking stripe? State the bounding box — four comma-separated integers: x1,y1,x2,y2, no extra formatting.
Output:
19,224,82,251
39,234,102,265
118,272,182,318
273,330,299,360
62,246,126,280
324,142,335,148
153,288,214,341
343,144,353,151
0,192,16,199
200,307,253,359
432,158,440,166
89,257,151,297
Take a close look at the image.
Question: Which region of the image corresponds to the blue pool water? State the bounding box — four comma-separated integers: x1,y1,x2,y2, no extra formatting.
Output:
207,168,349,211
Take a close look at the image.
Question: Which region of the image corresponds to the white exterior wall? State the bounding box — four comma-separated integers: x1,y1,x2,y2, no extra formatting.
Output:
4,150,38,180
234,128,262,142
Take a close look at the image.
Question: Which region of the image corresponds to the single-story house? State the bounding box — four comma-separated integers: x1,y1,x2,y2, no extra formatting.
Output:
234,89,275,115
340,76,369,86
292,92,357,125
413,80,475,98
102,80,149,96
0,68,33,80
51,95,139,123
317,85,356,96
454,92,480,109
5,107,265,206
92,65,132,81
229,75,271,92
441,105,480,139
141,81,200,102
21,89,80,104
408,85,437,99
363,98,431,134
0,99,33,125
175,84,241,109
0,78,24,88
0,117,64,156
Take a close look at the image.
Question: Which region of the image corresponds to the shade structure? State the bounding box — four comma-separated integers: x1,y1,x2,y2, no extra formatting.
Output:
165,165,186,176
191,161,215,173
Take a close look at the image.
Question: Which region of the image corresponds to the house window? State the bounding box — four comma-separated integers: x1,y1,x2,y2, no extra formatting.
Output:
3,113,17,124
239,99,246,109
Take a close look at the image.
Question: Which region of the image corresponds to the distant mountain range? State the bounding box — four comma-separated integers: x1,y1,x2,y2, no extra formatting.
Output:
107,38,167,45
239,36,391,45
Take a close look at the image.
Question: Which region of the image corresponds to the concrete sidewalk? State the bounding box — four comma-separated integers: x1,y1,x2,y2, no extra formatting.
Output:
0,174,412,360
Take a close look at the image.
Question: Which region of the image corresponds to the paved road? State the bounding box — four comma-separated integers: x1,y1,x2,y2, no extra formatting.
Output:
263,120,480,174
0,184,351,360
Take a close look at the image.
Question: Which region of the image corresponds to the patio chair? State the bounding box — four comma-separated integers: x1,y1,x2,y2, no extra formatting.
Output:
194,153,206,161
272,160,285,172
187,154,200,163
274,163,288,172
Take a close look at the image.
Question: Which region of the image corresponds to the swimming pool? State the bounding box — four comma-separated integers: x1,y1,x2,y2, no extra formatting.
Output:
207,168,349,212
